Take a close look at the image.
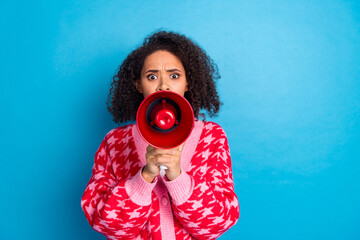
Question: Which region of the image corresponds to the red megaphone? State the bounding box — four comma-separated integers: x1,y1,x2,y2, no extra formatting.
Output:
136,91,194,149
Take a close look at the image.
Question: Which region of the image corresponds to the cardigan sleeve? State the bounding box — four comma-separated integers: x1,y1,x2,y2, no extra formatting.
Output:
163,124,240,240
81,132,156,240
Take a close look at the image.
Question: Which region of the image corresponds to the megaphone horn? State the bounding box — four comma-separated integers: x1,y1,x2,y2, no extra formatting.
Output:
147,98,180,132
136,91,195,150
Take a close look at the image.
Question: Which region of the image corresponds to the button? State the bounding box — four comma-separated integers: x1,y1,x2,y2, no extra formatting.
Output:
161,196,169,206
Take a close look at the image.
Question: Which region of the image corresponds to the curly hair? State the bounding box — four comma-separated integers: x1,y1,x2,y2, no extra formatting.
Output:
107,30,222,125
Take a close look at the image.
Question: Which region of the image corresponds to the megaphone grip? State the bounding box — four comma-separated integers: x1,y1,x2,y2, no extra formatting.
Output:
159,166,166,177
159,165,168,170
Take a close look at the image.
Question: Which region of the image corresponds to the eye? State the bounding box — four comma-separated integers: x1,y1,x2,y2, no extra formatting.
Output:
147,74,157,80
170,73,179,79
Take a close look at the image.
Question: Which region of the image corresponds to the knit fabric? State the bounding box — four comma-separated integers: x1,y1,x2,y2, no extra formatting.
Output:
81,120,240,240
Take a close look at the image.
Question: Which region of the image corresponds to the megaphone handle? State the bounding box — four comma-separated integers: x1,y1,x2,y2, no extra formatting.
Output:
159,165,167,177
160,165,168,170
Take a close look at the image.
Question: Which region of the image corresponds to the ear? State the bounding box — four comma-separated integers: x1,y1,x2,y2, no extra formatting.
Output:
135,80,143,93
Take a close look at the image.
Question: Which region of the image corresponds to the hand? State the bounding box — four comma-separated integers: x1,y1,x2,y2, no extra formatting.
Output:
142,144,184,182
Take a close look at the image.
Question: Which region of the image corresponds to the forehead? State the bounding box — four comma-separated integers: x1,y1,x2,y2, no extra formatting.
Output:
143,50,184,69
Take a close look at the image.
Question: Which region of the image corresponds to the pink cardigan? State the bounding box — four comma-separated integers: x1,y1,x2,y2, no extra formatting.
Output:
81,120,239,239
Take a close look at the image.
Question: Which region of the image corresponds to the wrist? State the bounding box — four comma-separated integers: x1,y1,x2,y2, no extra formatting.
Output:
142,167,157,183
166,169,181,181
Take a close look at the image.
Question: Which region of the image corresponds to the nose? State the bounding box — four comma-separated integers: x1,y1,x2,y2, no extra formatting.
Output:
156,75,170,91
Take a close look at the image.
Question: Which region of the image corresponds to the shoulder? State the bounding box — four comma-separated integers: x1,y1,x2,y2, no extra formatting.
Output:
201,120,227,137
103,123,135,144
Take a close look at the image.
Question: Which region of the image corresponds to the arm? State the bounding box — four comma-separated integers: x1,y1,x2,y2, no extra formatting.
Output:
163,125,240,240
81,132,157,239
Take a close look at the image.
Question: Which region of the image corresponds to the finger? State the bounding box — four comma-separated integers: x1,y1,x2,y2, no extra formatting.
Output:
146,145,156,153
153,149,175,155
169,144,184,153
156,155,174,164
157,149,181,157
146,146,174,156
145,152,155,160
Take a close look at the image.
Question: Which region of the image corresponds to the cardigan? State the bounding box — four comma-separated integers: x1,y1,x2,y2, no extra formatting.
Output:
81,120,240,240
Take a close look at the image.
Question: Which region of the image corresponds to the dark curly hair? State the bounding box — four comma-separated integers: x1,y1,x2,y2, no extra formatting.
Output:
107,30,222,125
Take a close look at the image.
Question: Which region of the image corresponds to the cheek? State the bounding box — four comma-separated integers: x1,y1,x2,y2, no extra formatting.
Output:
181,78,188,91
141,82,156,97
140,79,152,89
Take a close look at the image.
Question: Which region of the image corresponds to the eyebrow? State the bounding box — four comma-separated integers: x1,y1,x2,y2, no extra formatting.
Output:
144,68,182,74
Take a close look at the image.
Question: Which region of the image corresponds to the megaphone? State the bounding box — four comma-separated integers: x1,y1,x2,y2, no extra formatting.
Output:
136,91,194,169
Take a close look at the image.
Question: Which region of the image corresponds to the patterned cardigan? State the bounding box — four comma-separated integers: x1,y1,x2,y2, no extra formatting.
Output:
81,120,240,239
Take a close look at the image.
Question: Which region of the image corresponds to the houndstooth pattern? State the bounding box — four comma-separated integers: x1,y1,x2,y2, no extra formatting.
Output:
81,121,239,240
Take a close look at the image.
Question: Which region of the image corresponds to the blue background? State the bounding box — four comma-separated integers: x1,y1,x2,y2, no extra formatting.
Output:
1,0,359,239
